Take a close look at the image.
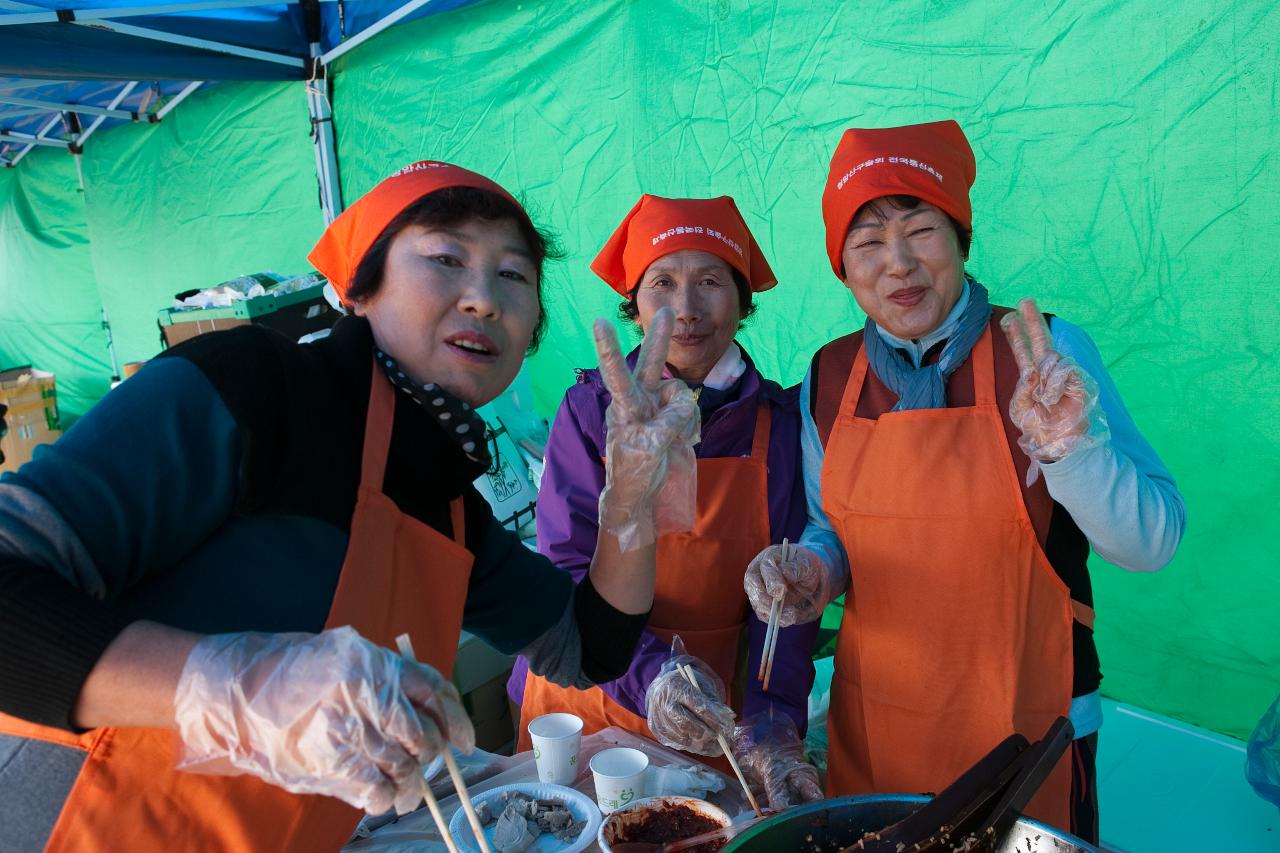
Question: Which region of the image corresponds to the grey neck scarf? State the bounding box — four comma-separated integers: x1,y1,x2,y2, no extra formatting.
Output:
863,277,992,411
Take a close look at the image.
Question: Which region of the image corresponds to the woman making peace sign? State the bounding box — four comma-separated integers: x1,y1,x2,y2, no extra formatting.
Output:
744,121,1185,842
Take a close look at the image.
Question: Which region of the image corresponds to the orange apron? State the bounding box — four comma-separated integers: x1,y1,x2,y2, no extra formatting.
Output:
821,329,1076,830
516,405,773,757
0,359,475,852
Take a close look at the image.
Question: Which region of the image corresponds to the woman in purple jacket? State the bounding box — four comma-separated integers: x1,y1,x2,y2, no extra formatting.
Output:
508,194,823,809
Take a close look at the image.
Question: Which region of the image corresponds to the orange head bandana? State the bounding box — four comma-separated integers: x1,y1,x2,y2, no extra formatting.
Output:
590,194,777,296
821,120,977,279
308,160,523,303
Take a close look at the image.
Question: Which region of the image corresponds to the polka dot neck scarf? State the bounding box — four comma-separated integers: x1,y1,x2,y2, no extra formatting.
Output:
374,348,492,468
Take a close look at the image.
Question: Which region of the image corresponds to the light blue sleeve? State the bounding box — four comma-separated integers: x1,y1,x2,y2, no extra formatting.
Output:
1040,318,1186,571
798,365,852,589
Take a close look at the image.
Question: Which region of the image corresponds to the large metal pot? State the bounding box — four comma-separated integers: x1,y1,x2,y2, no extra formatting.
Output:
722,794,1098,853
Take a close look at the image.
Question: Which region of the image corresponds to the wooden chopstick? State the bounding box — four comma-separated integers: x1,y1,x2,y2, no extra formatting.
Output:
757,596,781,682
414,770,460,853
677,663,763,816
760,538,789,692
762,603,781,692
395,634,490,853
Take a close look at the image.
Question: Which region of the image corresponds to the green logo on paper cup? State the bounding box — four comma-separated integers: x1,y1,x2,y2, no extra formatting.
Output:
620,788,634,804
534,747,541,760
569,755,578,766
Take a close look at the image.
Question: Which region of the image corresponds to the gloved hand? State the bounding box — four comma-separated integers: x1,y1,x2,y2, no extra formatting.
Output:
595,306,700,551
1001,299,1109,485
744,543,837,627
173,625,473,816
644,643,735,757
730,710,823,811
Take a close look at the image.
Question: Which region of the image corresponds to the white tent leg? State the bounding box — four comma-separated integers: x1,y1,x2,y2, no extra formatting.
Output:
306,49,342,225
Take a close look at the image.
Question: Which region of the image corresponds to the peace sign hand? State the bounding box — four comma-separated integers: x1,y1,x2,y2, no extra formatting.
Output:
1000,299,1108,485
595,307,700,551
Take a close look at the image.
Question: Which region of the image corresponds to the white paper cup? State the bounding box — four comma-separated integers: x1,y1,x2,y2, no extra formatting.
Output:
527,712,583,784
589,746,649,812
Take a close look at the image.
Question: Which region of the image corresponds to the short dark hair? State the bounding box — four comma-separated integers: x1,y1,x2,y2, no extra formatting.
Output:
617,267,758,329
852,194,972,260
345,186,562,354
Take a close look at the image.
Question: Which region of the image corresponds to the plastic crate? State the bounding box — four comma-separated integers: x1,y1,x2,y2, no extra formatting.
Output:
157,285,340,348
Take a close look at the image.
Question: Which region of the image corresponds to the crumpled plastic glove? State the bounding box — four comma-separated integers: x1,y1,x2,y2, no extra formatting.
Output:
644,640,735,757
595,306,700,551
173,625,474,816
730,710,824,811
744,543,837,627
1001,299,1110,486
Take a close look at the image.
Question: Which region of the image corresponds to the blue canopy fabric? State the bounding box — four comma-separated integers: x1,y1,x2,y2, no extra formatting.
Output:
0,0,480,162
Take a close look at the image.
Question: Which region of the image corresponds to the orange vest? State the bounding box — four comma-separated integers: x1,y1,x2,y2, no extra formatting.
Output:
515,406,773,763
0,360,475,851
819,324,1091,831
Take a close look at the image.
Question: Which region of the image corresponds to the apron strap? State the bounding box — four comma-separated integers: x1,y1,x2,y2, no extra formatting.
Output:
360,358,395,491
1071,600,1096,630
842,344,873,415
449,497,466,548
970,328,997,407
749,402,772,459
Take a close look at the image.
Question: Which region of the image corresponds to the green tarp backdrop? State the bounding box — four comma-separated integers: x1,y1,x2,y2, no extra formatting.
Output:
1,0,1276,740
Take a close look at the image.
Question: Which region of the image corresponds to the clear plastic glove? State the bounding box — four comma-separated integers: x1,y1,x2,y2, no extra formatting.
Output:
1001,299,1110,486
173,625,473,816
744,543,836,627
595,306,700,551
730,710,824,811
644,640,735,757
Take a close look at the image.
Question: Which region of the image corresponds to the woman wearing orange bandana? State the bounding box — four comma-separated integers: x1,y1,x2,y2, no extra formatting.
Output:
0,162,697,851
743,121,1185,842
510,194,824,811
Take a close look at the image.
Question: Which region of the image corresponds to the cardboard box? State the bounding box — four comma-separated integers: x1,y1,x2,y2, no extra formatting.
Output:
462,672,516,754
0,367,61,474
452,631,516,754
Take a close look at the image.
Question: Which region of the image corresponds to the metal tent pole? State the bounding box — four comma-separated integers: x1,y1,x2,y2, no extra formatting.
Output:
75,81,138,149
69,19,305,69
156,81,204,120
319,0,440,66
303,0,342,224
0,0,342,26
6,114,61,166
306,56,342,225
102,307,122,384
0,95,136,119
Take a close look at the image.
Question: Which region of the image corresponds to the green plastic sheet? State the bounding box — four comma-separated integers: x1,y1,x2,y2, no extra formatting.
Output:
0,79,322,422
0,0,1276,740
332,0,1279,740
0,154,109,419
79,81,321,369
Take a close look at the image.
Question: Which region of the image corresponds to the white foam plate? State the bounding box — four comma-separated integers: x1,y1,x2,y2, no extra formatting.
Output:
449,782,601,853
